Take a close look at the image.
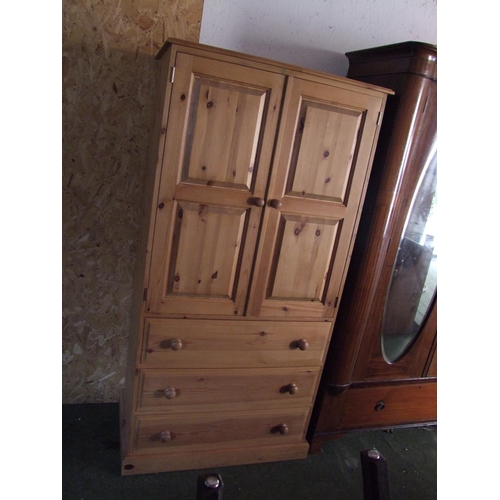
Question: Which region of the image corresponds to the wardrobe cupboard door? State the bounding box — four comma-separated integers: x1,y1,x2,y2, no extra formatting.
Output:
248,77,384,318
147,53,285,316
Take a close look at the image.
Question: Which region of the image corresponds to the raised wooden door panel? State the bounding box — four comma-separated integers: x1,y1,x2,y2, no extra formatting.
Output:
137,367,321,413
147,53,285,316
248,77,385,318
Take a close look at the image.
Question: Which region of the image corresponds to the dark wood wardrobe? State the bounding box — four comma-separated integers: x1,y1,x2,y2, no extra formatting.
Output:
308,42,437,451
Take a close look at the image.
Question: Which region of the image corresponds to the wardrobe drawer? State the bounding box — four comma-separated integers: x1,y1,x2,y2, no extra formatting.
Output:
137,367,321,413
141,318,332,368
332,381,437,431
134,408,309,453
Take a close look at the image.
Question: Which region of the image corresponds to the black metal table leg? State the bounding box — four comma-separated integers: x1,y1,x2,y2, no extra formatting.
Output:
197,473,224,500
360,449,391,500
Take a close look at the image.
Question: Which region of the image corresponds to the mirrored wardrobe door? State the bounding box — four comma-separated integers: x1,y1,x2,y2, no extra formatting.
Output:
381,148,437,363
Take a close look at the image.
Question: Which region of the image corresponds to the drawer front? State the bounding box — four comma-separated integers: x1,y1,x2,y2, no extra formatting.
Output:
142,318,332,368
137,367,321,413
335,382,437,431
134,408,309,453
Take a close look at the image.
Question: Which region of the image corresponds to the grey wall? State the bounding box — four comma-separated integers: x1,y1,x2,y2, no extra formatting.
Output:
200,0,437,76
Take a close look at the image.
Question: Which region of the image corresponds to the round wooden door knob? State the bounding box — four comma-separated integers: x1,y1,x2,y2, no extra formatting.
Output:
249,197,265,207
164,387,177,399
269,199,282,209
159,431,172,442
169,339,183,351
277,424,289,435
296,339,309,351
286,383,299,395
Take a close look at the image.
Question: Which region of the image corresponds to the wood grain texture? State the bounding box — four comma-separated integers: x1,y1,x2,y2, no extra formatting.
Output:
289,103,362,203
426,342,437,378
321,43,437,388
141,318,332,368
308,43,437,449
134,408,309,452
62,0,203,404
137,367,321,413
121,441,310,475
185,78,267,188
351,74,437,382
248,76,385,318
315,380,437,432
121,40,391,473
157,39,395,96
146,52,285,316
169,203,247,297
270,215,339,300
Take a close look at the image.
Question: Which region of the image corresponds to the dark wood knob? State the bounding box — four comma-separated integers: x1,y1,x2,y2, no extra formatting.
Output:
249,197,265,207
295,339,309,351
269,199,282,209
277,424,289,435
285,383,299,395
375,400,386,412
164,387,177,399
169,339,183,351
159,431,172,442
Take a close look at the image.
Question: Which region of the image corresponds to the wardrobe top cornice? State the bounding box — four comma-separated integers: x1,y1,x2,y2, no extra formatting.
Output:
156,38,395,96
346,41,437,81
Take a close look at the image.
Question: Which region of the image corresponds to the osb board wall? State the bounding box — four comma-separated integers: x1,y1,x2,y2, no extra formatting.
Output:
62,0,204,403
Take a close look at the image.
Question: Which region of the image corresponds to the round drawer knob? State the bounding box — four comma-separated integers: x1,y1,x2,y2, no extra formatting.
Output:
249,197,265,207
159,430,172,442
269,199,282,209
285,383,299,395
375,400,386,412
169,339,183,351
277,424,289,435
164,387,177,399
295,339,309,351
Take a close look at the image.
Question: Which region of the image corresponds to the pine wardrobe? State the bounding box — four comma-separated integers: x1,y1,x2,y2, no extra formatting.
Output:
120,39,392,475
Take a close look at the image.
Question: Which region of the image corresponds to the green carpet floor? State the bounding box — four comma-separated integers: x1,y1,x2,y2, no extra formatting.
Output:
62,403,436,499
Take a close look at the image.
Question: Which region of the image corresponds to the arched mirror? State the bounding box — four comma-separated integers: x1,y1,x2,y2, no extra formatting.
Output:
381,147,437,363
